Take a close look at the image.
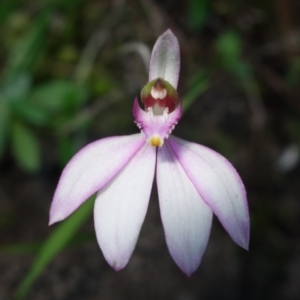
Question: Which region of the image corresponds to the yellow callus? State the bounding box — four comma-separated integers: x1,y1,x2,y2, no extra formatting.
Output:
149,135,163,147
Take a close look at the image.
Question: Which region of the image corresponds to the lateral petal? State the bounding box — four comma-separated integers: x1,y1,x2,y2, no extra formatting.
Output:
94,143,156,271
149,29,180,89
49,134,145,225
156,143,213,276
168,136,250,250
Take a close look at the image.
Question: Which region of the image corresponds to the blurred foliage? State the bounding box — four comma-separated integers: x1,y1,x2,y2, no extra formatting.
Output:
182,69,211,113
1,3,55,171
187,0,211,30
0,5,49,171
0,0,101,172
16,196,95,300
286,58,300,87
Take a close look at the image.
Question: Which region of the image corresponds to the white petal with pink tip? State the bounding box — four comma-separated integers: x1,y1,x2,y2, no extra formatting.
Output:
156,143,213,276
49,134,145,225
168,136,250,250
94,143,156,271
149,29,180,89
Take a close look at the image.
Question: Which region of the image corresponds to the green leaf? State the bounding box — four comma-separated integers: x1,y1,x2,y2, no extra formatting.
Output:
4,5,53,77
16,196,95,300
58,136,77,166
10,101,49,126
0,101,10,158
188,0,210,30
2,73,32,103
11,122,41,172
0,243,40,255
30,80,88,114
0,232,95,255
182,69,211,113
215,30,242,70
286,58,300,87
0,0,21,24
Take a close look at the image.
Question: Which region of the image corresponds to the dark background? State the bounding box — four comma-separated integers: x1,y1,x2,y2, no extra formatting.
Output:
1,0,300,299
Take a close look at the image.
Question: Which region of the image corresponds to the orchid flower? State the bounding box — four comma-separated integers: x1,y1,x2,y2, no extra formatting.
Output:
49,29,250,276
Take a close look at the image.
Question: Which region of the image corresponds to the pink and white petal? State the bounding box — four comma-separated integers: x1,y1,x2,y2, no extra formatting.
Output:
49,134,145,225
156,143,213,276
149,29,180,89
168,136,250,250
133,97,182,141
94,143,156,271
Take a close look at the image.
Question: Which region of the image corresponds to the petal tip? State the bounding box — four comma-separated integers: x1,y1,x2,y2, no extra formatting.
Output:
244,244,249,251
182,268,196,277
48,213,62,226
48,201,64,225
174,256,200,276
176,261,200,277
161,28,175,39
225,207,250,251
239,233,250,251
108,259,127,272
232,226,250,250
112,265,124,272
